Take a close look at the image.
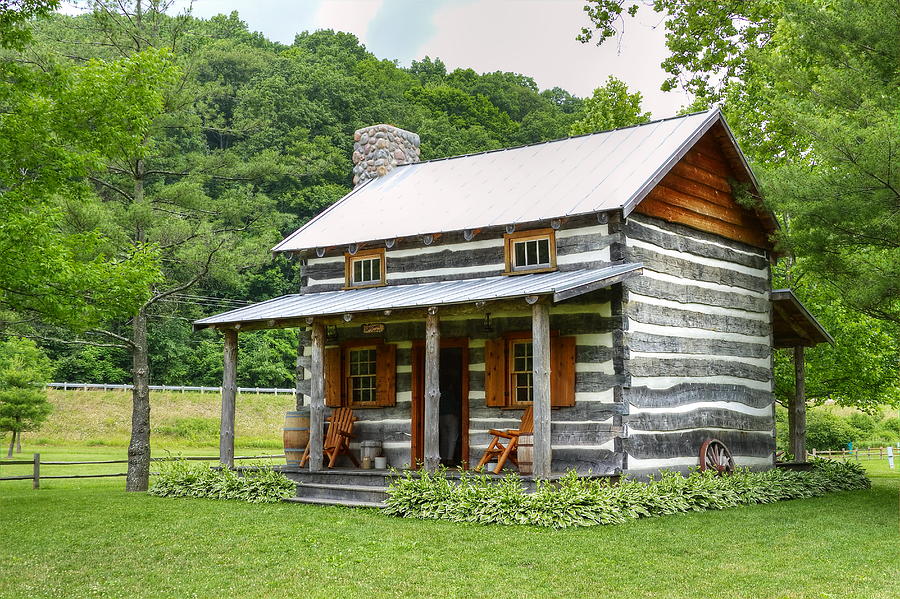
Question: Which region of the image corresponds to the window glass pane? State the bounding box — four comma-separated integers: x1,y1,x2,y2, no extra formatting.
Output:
353,260,362,282
349,348,378,403
526,240,537,265
538,239,549,265
371,258,381,281
515,242,526,267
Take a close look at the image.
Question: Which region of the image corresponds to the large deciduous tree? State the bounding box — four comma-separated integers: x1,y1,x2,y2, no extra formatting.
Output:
568,75,650,135
0,0,163,331
31,1,285,491
579,0,900,449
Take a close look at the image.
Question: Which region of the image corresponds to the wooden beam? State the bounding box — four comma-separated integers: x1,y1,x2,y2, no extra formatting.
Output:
790,345,807,462
308,322,325,471
294,331,305,410
220,329,238,468
532,300,552,479
423,307,441,472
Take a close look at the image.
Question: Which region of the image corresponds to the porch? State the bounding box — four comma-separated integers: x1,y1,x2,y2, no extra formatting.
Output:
194,264,642,483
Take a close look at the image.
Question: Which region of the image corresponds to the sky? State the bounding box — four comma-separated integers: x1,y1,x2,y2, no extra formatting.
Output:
72,0,693,117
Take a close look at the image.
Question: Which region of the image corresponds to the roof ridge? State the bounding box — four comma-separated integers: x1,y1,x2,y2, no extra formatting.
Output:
396,108,717,167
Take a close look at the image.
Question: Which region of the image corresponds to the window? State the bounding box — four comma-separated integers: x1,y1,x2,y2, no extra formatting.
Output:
347,347,377,404
484,332,576,408
509,339,534,405
504,229,557,274
324,341,397,408
345,248,386,288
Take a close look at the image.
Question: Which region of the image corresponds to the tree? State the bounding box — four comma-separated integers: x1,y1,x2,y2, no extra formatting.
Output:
578,0,900,451
0,0,163,331
28,1,285,491
0,337,53,456
568,76,650,135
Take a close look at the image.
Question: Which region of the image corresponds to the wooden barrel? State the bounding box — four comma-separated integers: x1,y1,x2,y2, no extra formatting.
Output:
283,409,310,468
517,434,534,475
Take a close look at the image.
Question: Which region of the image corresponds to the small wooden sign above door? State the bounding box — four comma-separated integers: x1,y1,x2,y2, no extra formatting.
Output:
362,323,385,334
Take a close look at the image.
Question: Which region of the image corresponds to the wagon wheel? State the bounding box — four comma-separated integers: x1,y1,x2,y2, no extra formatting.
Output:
699,439,735,474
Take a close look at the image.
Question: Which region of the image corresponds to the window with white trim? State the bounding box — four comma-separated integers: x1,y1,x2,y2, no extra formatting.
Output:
504,229,557,274
345,248,386,288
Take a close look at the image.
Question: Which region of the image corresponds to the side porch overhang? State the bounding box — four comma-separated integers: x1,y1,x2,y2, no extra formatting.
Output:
195,263,643,479
770,289,833,463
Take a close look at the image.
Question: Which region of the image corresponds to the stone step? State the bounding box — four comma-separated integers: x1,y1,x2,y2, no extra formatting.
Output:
295,481,389,503
284,470,395,487
284,496,385,509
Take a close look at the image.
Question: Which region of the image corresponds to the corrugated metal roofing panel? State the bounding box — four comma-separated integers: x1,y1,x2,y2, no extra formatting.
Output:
273,110,722,252
194,264,642,328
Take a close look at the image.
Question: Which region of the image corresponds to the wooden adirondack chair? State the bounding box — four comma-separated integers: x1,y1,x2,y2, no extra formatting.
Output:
300,408,360,468
476,406,533,474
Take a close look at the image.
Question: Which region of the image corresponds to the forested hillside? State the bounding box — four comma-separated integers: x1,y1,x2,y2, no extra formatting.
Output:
26,10,591,387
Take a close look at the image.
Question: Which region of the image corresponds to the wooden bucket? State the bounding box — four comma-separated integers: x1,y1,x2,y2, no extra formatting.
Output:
517,434,534,475
283,409,310,468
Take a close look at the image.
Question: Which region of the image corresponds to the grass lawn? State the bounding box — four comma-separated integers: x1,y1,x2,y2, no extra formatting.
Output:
1,451,898,599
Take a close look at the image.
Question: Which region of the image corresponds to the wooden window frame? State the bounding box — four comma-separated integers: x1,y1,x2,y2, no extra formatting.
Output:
507,335,534,408
503,228,557,275
326,339,396,409
345,345,378,406
344,248,386,289
485,330,575,409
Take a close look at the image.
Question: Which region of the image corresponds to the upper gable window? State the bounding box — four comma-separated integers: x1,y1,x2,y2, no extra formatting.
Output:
504,228,557,274
345,248,386,288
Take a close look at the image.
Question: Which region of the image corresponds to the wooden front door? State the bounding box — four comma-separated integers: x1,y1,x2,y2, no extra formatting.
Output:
411,338,469,469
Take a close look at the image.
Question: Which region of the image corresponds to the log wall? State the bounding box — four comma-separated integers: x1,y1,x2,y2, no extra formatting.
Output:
300,214,615,293
621,212,776,474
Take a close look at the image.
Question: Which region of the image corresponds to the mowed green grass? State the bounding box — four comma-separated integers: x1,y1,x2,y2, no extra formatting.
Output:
1,451,898,599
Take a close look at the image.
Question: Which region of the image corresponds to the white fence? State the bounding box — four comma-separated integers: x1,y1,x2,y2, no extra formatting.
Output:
47,382,296,394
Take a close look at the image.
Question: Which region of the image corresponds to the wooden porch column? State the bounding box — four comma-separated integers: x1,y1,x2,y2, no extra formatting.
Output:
531,300,552,479
220,328,238,468
308,321,326,471
789,345,807,462
424,307,441,472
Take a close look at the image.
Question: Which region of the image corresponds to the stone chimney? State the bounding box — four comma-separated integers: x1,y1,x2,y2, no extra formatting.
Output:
352,124,421,186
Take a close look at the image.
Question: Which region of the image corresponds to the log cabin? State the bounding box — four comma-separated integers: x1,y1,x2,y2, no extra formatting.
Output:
194,109,830,504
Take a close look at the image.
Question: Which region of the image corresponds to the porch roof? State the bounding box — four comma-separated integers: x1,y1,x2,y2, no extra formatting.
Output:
193,263,643,329
771,289,834,348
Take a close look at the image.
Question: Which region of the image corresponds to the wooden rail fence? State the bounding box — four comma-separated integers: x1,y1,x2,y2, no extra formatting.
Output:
46,382,296,394
810,447,899,461
0,453,286,489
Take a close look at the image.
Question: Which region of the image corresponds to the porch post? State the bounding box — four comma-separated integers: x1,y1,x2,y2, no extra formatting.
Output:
220,328,238,468
790,345,807,462
308,321,326,471
424,307,441,471
532,299,551,479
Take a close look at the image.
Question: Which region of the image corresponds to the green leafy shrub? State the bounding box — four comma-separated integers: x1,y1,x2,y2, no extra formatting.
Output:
383,461,870,529
149,459,294,503
805,411,857,450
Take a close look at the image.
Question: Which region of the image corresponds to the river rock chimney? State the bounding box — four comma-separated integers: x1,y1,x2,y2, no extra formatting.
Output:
352,124,420,186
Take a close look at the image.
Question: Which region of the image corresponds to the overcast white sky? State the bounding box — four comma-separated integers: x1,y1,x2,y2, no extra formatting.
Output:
72,0,692,117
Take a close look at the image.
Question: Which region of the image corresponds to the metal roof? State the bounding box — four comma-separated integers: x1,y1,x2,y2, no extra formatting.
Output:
274,109,735,253
771,289,834,347
194,264,643,329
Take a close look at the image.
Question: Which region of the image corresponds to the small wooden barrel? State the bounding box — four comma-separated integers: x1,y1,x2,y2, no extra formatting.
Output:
517,434,534,475
283,409,310,468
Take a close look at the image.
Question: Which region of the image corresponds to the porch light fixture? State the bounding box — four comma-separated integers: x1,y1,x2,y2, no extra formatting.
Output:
325,325,337,341
482,312,493,333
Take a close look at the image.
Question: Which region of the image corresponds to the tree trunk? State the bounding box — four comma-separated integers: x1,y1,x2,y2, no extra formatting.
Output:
6,431,14,458
16,430,21,453
126,308,151,491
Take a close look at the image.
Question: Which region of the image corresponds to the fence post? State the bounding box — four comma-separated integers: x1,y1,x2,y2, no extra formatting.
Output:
33,453,40,489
